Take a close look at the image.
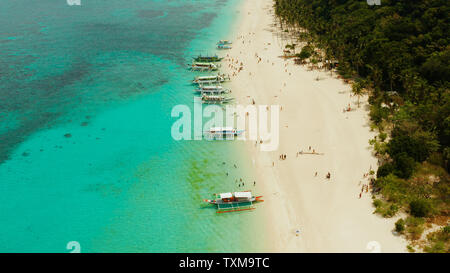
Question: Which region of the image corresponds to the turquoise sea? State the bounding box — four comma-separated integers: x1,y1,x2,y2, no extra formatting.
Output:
0,0,268,252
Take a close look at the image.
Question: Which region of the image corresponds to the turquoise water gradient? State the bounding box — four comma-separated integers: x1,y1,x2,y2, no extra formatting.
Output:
0,0,267,252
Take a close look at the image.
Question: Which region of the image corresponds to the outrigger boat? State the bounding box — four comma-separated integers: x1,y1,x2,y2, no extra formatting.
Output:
201,94,234,104
204,127,244,136
189,62,219,72
193,54,223,63
192,75,229,85
217,44,232,50
204,191,263,213
195,85,230,94
217,40,232,45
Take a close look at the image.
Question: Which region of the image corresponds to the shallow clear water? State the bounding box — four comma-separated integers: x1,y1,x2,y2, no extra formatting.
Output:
0,0,267,252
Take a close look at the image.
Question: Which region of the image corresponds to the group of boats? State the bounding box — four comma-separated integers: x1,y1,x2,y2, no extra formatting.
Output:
190,41,263,213
193,75,233,104
188,41,232,71
189,41,236,105
217,40,232,50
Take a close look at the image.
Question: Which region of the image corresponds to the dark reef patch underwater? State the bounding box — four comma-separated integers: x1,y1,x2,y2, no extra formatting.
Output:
0,0,220,165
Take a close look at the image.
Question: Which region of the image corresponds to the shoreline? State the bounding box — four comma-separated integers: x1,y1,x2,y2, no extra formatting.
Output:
224,0,408,252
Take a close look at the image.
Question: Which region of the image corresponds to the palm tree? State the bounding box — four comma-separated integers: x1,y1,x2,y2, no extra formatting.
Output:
352,81,364,108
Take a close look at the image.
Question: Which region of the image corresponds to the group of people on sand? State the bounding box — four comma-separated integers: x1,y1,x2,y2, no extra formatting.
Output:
359,167,374,198
225,54,244,77
279,154,287,160
226,53,243,81
359,184,369,198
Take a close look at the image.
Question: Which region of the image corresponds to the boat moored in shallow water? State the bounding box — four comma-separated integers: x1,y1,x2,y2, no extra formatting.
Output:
189,62,219,72
217,44,232,50
217,40,232,45
201,94,234,104
195,85,230,94
192,74,229,85
193,55,223,62
204,191,263,213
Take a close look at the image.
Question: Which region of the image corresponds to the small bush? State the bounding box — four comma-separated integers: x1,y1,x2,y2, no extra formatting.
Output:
373,199,399,217
379,132,388,142
369,104,389,125
405,216,425,240
395,218,405,233
298,45,313,60
386,204,399,217
410,199,432,217
377,163,394,178
373,199,382,208
444,226,450,234
393,153,416,179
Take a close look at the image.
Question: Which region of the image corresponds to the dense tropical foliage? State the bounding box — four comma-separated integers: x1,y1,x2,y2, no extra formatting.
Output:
274,0,449,252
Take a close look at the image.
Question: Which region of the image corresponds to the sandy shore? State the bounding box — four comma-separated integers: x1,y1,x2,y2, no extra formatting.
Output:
223,0,407,252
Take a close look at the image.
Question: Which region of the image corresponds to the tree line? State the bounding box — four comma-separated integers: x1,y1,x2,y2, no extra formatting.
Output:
274,0,449,252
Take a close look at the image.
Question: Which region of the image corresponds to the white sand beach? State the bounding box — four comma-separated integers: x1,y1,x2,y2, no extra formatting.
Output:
224,0,408,252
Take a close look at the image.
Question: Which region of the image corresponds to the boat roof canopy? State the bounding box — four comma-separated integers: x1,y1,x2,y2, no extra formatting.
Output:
234,192,252,199
219,192,233,199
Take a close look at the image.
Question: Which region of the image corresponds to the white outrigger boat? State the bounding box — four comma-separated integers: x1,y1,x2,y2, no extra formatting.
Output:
195,85,230,94
192,75,229,85
204,191,263,213
201,94,234,104
217,40,232,45
217,44,232,50
189,62,219,72
193,54,223,63
204,127,244,136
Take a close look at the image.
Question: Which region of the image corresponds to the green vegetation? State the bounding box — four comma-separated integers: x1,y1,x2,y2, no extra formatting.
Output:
410,199,432,217
405,216,425,240
274,0,449,252
373,198,398,217
424,226,450,253
395,218,405,233
297,43,315,61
